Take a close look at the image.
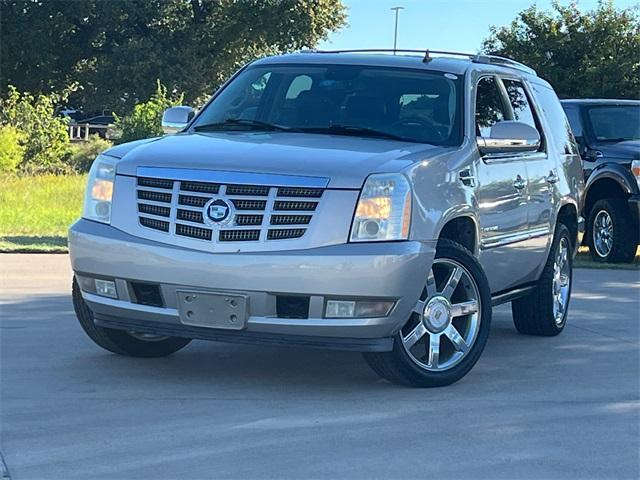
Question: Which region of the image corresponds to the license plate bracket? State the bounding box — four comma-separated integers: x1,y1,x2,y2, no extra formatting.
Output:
176,291,248,330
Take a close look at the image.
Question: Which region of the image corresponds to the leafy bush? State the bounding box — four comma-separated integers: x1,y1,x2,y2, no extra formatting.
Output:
0,85,73,174
67,135,113,173
115,80,184,144
0,125,26,172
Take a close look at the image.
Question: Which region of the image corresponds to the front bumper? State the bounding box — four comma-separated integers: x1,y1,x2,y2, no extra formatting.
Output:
69,219,435,351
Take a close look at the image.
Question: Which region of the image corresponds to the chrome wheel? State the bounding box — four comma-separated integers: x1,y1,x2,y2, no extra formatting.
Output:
593,210,613,258
401,258,481,372
127,331,170,342
552,237,571,326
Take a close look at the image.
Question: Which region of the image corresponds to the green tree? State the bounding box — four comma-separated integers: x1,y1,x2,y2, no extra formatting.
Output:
483,1,640,99
0,125,26,173
115,80,184,143
0,0,346,114
67,134,112,172
0,86,72,174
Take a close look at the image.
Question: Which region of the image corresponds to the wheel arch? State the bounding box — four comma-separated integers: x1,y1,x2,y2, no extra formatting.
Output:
584,165,637,217
436,214,479,257
556,202,579,253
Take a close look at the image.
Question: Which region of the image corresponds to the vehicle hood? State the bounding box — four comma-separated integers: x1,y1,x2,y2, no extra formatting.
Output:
595,140,640,160
112,131,451,188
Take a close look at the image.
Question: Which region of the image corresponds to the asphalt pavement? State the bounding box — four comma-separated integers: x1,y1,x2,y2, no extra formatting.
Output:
1,254,639,480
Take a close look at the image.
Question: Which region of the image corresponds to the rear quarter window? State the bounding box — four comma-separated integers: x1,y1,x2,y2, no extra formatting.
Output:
531,83,578,155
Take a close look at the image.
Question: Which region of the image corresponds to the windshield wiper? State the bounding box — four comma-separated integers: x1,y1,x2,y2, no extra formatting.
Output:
193,118,294,132
299,124,417,142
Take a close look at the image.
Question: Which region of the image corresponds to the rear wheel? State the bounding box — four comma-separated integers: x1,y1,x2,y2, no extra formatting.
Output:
72,278,191,357
364,240,492,387
588,198,638,263
512,223,572,336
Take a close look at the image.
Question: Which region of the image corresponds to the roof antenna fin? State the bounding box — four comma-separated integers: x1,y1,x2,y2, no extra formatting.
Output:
422,49,431,63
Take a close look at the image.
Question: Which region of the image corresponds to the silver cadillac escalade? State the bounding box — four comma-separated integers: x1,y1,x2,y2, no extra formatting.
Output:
70,50,584,387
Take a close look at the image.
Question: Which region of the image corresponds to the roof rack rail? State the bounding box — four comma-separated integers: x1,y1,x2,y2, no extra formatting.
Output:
306,49,537,76
471,54,537,76
312,48,476,63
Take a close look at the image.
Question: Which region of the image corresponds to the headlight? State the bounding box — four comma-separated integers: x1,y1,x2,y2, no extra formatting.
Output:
83,154,117,224
350,173,412,242
632,160,640,189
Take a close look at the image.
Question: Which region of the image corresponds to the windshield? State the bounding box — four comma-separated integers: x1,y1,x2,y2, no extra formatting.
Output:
586,105,640,142
193,64,463,146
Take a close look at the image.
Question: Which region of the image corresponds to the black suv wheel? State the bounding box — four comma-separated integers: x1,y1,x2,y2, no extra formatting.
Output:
588,198,638,263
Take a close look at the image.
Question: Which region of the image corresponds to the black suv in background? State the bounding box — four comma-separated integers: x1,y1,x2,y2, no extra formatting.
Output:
562,99,640,262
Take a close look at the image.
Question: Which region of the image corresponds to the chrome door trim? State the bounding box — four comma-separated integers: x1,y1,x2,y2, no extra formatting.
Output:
481,151,548,164
480,225,550,250
136,167,330,188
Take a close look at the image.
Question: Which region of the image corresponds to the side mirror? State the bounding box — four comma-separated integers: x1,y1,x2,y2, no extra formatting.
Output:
161,106,195,135
584,148,604,162
574,135,589,157
477,121,541,156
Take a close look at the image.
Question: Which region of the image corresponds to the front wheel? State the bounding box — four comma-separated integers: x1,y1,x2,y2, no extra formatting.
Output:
364,240,492,387
588,198,638,263
72,278,191,357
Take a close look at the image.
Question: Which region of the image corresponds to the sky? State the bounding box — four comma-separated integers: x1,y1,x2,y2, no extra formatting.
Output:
318,0,639,53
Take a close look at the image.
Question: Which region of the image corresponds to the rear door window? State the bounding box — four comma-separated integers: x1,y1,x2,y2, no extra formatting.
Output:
531,83,578,155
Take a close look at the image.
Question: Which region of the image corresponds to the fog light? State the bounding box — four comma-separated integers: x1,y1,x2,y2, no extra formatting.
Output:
325,300,395,318
326,300,356,318
354,301,394,318
95,279,118,299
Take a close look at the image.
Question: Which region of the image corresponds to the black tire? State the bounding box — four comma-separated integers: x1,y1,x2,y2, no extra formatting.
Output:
587,198,638,263
72,278,191,357
363,240,492,387
512,223,572,336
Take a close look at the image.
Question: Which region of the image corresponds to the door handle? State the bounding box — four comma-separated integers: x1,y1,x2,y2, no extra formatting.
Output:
546,169,559,184
513,175,527,190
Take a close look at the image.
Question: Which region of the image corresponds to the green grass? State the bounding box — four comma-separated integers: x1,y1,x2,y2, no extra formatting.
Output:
574,246,640,270
0,174,86,252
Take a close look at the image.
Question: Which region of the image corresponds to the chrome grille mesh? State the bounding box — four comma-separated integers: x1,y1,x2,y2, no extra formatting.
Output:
180,181,220,194
136,175,323,243
232,199,267,210
176,209,204,223
139,216,170,232
138,203,170,217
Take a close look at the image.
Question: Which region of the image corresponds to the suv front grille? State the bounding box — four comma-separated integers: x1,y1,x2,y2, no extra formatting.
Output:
135,175,324,244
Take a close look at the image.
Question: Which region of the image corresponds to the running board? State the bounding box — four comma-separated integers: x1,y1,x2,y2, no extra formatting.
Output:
491,285,536,306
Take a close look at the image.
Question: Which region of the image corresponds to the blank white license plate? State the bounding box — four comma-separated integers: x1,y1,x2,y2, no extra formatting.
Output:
176,291,248,330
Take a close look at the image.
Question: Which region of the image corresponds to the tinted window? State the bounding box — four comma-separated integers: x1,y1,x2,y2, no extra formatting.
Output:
531,83,577,155
195,65,463,146
586,106,640,142
503,79,537,129
563,106,583,138
475,76,507,137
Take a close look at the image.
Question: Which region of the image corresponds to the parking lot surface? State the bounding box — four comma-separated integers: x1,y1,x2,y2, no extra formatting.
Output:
0,254,639,480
